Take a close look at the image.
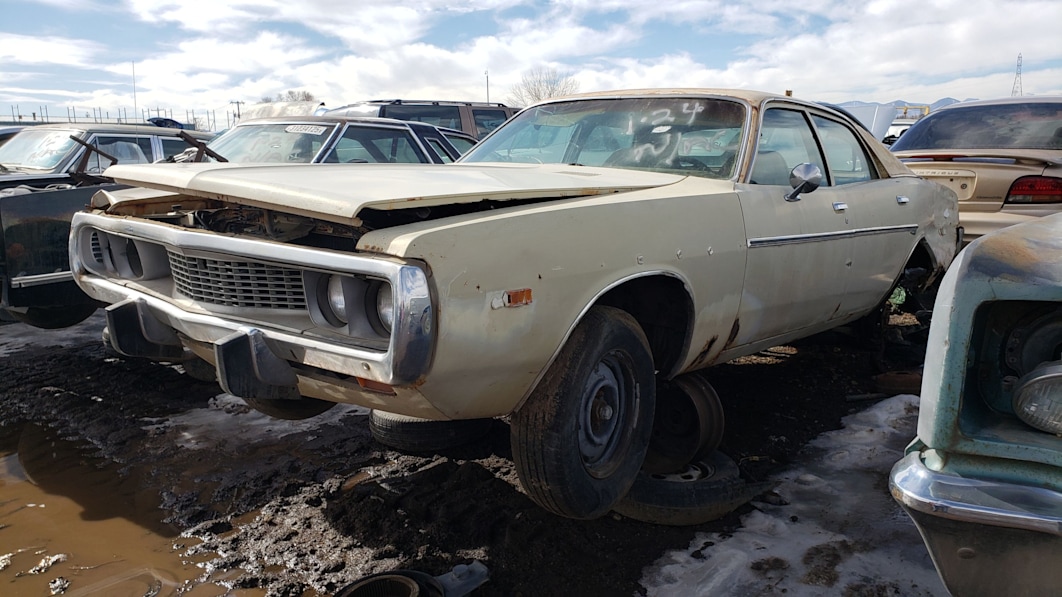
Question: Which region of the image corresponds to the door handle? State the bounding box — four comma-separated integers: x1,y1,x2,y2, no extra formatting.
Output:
833,202,848,212
896,195,910,205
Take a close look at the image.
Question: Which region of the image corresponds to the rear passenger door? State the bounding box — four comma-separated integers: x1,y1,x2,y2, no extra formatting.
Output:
808,112,922,315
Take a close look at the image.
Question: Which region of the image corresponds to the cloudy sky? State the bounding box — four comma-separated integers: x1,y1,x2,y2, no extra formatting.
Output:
3,0,1059,129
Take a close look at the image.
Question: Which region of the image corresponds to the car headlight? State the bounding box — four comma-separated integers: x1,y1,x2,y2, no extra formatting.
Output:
371,281,394,334
1012,360,1062,435
326,275,348,324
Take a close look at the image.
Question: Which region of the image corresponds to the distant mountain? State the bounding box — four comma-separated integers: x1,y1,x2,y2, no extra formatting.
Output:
839,97,971,114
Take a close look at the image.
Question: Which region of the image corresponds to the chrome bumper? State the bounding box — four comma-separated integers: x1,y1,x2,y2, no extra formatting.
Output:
890,451,1062,596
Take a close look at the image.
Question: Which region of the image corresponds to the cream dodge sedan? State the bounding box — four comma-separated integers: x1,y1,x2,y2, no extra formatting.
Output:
69,89,959,520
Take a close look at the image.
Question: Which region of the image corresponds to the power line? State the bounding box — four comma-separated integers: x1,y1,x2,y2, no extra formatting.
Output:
1012,53,1023,97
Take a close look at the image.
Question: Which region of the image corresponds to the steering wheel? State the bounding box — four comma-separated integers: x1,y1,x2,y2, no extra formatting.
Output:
671,156,709,170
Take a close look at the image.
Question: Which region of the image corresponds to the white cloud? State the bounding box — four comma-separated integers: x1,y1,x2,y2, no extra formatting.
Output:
0,34,104,67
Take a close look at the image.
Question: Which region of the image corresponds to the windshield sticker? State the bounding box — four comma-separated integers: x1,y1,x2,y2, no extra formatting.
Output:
284,125,328,135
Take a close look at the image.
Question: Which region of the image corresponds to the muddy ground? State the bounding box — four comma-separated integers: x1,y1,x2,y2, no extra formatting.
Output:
0,315,926,596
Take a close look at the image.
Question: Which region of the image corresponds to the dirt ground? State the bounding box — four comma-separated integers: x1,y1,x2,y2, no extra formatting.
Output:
0,316,926,596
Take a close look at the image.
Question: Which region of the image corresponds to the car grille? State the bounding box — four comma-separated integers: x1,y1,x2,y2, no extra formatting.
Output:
167,251,306,309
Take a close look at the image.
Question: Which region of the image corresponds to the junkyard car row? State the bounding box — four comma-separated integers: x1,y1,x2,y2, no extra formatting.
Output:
0,116,474,328
67,88,958,522
3,88,1061,593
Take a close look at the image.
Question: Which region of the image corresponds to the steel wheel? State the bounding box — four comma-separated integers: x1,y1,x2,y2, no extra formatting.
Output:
511,305,656,519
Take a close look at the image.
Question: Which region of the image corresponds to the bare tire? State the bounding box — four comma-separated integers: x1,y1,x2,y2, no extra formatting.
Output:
642,373,725,474
7,304,97,329
368,410,493,452
614,451,773,526
180,355,218,383
510,305,656,519
242,395,335,420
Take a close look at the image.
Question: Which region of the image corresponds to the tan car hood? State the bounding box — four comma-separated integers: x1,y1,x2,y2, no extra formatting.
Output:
102,162,685,223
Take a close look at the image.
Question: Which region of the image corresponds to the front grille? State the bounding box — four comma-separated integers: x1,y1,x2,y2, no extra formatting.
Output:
168,251,306,309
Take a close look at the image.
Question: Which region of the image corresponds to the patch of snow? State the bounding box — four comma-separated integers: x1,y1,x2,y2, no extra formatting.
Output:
142,394,369,450
641,394,946,596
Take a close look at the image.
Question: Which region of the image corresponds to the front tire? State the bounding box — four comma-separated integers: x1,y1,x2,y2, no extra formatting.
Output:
368,410,493,452
510,306,656,519
7,304,97,329
242,395,335,420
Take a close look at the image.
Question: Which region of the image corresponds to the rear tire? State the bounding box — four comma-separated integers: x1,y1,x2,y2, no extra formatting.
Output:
368,410,493,452
510,306,656,519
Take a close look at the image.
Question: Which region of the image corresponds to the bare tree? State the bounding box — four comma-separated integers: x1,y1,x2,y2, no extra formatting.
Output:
506,67,579,107
260,90,318,103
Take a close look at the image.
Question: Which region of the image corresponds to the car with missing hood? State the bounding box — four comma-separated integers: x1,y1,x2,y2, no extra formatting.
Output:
68,88,959,521
890,213,1062,596
0,123,212,328
890,96,1062,243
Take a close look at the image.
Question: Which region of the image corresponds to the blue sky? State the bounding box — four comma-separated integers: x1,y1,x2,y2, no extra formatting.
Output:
2,0,1060,130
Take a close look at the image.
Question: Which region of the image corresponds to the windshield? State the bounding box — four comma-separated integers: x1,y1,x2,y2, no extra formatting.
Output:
460,97,747,179
207,123,340,163
0,128,81,172
892,102,1062,151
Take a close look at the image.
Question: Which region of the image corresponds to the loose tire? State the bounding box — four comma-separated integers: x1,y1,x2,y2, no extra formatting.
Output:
510,305,656,519
642,373,725,474
7,304,97,330
614,451,773,526
368,410,493,452
242,395,335,420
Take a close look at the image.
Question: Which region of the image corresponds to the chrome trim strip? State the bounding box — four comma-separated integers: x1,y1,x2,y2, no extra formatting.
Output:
10,271,74,288
890,452,1062,536
749,224,917,248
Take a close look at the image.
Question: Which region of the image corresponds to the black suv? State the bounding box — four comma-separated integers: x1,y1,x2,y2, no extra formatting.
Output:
322,100,518,139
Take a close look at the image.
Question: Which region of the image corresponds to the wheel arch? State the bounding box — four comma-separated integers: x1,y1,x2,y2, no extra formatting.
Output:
516,270,695,412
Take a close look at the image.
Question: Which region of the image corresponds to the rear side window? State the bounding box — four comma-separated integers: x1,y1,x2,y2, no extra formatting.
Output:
89,135,152,171
472,108,510,138
161,137,194,160
443,133,476,155
328,126,428,163
811,115,875,185
892,102,1062,150
381,105,463,131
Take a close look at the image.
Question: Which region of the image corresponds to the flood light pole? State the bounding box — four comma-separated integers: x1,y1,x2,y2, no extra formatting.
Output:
485,70,490,103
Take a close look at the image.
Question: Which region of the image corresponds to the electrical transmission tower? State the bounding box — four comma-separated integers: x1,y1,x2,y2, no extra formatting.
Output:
1012,53,1023,97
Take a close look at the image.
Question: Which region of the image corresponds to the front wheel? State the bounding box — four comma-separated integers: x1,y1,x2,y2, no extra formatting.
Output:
242,395,335,420
510,306,656,519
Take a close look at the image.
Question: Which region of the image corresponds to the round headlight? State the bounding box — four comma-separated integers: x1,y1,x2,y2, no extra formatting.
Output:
1012,361,1062,435
326,275,348,324
375,282,394,333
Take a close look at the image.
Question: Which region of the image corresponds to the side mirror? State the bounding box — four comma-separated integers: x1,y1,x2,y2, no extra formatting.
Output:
784,163,822,202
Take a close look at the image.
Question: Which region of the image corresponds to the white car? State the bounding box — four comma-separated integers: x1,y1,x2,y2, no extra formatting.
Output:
69,89,959,520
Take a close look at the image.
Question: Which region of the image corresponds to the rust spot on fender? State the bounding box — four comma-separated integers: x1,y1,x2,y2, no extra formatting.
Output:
723,319,741,350
692,335,719,368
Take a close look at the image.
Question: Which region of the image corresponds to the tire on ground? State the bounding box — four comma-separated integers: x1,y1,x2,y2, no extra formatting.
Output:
242,395,335,420
613,451,773,526
7,304,98,330
368,410,493,452
510,305,657,519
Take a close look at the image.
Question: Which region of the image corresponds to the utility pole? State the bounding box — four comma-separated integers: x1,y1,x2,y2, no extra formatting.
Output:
485,70,490,103
1012,53,1023,97
230,100,244,120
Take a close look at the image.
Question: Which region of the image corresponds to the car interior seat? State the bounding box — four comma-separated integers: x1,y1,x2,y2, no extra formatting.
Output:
749,150,791,186
100,141,149,165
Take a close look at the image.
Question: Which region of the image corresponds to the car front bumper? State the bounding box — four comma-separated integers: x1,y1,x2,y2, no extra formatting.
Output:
890,451,1062,596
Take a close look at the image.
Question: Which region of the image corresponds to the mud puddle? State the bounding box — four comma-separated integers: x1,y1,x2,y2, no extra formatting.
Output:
0,424,240,596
